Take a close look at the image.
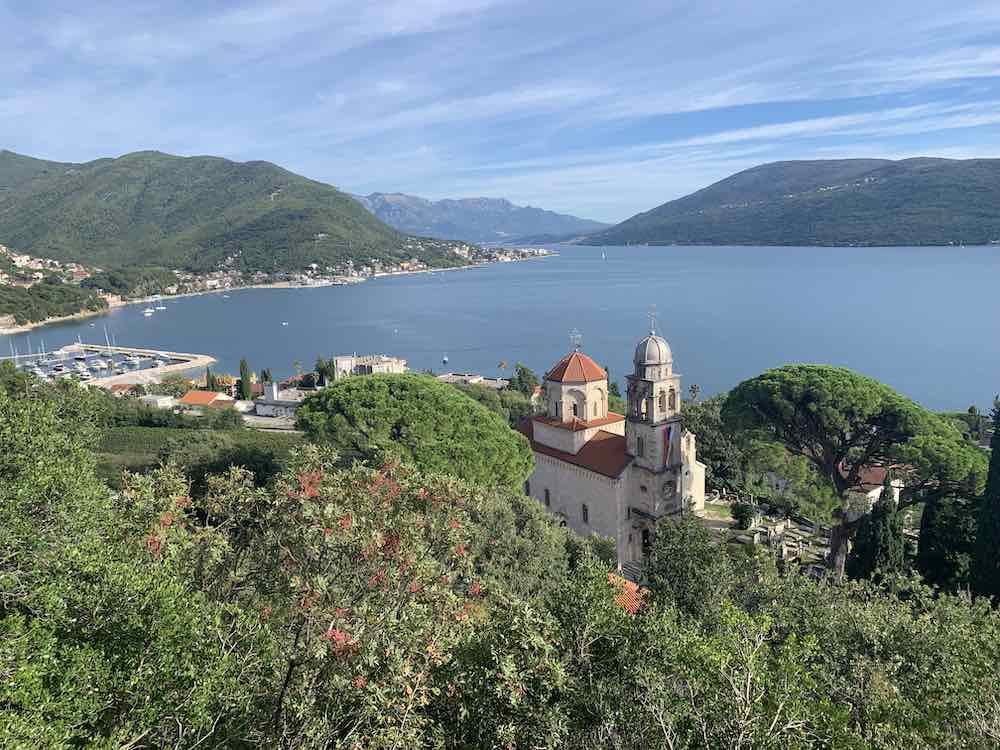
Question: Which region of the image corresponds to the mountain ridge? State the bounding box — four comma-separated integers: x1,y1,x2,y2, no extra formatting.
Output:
581,157,1000,246
354,191,608,243
0,150,470,273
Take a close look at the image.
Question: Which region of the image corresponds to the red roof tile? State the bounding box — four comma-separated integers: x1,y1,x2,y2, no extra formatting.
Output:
518,419,632,478
178,390,231,407
607,573,647,615
544,351,606,383
532,412,625,432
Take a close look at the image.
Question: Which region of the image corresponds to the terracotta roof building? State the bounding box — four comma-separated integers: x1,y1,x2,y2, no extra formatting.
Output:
520,330,706,581
177,390,235,409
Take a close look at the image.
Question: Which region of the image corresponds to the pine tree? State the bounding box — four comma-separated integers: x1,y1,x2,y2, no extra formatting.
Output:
846,470,905,581
260,368,272,384
205,367,217,391
238,358,252,401
973,396,1000,598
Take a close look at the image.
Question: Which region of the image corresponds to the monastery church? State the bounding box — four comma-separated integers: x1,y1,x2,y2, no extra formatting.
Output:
519,324,706,577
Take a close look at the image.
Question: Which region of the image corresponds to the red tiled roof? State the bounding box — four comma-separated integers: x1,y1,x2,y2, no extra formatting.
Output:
109,383,137,393
532,412,625,432
178,390,230,407
544,351,606,383
607,573,647,615
518,419,632,478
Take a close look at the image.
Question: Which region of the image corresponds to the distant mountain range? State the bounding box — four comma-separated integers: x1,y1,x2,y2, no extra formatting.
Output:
353,192,608,244
582,158,1000,247
0,150,469,273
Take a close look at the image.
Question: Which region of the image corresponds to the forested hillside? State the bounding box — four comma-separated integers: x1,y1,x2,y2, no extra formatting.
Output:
0,150,467,272
584,158,1000,246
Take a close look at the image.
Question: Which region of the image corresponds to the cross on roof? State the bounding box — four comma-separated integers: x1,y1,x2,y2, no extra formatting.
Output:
569,328,583,351
648,304,658,335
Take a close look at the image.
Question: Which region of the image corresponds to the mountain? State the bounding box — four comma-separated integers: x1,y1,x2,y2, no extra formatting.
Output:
0,150,469,273
582,158,1000,246
353,192,608,243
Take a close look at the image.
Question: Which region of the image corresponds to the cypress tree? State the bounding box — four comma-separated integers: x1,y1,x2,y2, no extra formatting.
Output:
238,358,252,401
846,470,905,581
974,397,1000,598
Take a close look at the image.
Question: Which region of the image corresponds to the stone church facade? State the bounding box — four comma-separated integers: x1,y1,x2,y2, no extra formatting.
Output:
519,327,706,574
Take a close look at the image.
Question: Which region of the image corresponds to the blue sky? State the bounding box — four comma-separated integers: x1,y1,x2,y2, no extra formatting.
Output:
4,1,1000,222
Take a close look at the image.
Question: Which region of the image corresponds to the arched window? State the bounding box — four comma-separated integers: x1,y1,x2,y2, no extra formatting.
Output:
582,504,589,524
658,390,667,412
637,436,645,457
668,389,677,410
544,488,550,507
572,402,579,417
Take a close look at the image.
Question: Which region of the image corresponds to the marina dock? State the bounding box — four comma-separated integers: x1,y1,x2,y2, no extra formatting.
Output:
3,343,215,387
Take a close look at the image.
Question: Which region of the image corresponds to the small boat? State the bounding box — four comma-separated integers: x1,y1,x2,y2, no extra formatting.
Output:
155,305,166,311
442,354,449,366
222,294,230,299
153,359,167,368
281,321,289,326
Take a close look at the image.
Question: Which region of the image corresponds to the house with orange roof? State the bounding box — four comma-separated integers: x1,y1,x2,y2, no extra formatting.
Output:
177,390,235,411
518,324,706,581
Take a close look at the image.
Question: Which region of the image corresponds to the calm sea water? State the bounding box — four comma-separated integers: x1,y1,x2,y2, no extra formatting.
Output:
3,245,998,410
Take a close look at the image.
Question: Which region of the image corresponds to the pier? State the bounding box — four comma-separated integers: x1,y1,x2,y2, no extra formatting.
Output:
2,343,215,387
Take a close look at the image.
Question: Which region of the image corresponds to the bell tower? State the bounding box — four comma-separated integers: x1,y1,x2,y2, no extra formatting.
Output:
625,314,683,473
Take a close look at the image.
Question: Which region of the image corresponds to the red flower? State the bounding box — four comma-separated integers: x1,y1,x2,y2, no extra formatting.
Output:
323,627,357,658
408,580,423,594
323,527,333,538
448,518,460,530
145,534,162,556
260,606,273,621
339,513,353,531
159,512,175,528
454,543,466,558
381,533,401,556
469,580,483,598
367,569,386,589
295,471,323,499
352,675,368,689
335,607,351,618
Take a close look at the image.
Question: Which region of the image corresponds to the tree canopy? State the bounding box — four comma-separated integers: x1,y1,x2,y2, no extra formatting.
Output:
722,365,987,577
296,374,533,490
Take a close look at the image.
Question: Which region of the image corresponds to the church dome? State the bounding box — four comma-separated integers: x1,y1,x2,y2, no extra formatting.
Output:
545,351,607,383
634,333,672,367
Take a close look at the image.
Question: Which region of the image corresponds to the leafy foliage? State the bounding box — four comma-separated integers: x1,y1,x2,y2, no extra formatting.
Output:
846,477,905,581
918,495,979,592
0,278,107,324
81,265,178,296
297,373,534,490
974,398,1000,599
722,364,987,578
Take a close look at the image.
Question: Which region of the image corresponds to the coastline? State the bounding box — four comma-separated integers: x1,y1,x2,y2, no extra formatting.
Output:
0,251,557,336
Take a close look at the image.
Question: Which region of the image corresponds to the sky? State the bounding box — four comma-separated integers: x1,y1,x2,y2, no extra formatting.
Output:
4,1,1000,222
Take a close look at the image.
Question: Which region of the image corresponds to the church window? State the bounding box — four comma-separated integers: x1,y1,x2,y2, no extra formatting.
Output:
572,402,579,417
524,481,530,496
640,485,647,493
627,507,632,519
544,488,550,507
637,437,644,457
668,389,677,410
582,504,589,524
658,391,667,412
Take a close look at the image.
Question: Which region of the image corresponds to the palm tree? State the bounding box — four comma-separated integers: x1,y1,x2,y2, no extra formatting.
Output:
688,383,701,402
